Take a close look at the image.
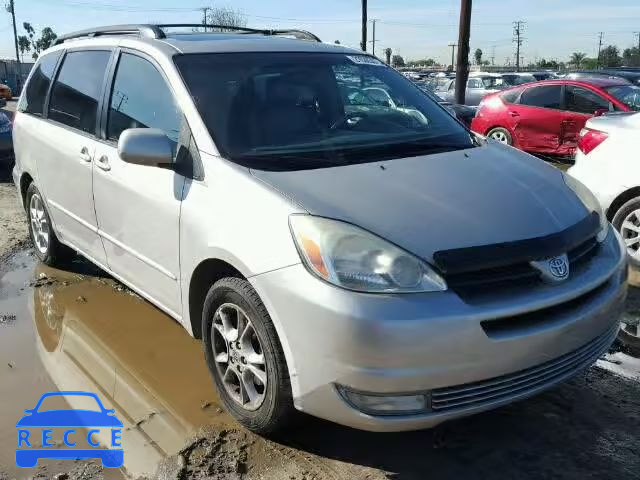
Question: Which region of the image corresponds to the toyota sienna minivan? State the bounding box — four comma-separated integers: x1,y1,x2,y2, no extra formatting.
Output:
13,24,627,433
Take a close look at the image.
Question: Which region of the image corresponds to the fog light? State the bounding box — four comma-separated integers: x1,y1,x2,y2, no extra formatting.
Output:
338,386,429,415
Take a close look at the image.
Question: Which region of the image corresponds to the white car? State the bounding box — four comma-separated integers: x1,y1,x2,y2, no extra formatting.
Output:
569,111,640,351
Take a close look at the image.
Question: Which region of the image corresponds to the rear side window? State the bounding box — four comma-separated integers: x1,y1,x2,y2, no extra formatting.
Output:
107,53,182,153
19,51,61,116
500,89,521,104
519,85,562,109
48,50,111,134
565,85,610,114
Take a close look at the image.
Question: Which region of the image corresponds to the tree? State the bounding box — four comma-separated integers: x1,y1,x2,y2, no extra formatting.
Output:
205,6,247,31
334,40,341,45
581,57,598,70
474,48,482,65
622,47,640,67
599,45,621,68
570,52,586,69
391,54,405,67
18,22,57,60
383,47,392,65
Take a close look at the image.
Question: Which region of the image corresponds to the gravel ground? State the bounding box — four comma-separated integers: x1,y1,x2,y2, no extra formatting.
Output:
0,171,639,480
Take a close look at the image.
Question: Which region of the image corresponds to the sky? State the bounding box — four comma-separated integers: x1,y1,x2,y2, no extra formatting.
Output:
1,0,639,66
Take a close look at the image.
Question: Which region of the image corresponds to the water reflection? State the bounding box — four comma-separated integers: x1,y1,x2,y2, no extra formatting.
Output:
32,262,230,478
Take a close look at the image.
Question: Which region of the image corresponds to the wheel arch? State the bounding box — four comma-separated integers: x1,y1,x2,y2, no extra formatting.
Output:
19,171,34,210
606,186,640,221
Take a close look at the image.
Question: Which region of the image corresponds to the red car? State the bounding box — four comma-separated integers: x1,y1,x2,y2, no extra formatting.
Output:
471,78,637,157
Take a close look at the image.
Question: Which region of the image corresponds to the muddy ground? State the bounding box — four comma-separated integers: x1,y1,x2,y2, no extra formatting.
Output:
1,169,640,480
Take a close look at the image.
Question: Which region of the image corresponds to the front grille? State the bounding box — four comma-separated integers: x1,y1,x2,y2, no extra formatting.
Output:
430,323,617,413
446,235,600,290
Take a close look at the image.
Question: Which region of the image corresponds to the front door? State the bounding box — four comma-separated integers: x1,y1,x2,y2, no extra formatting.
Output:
92,50,186,318
37,49,112,265
510,84,564,154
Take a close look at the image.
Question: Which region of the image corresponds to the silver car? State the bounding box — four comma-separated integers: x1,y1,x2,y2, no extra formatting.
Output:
13,24,627,434
436,74,506,106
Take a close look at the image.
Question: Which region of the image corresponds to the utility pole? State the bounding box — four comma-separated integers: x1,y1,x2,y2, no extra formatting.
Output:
200,7,210,31
513,20,525,72
491,45,496,66
360,0,367,52
7,0,21,92
454,0,472,104
635,31,639,52
370,19,376,56
596,32,604,68
448,43,457,71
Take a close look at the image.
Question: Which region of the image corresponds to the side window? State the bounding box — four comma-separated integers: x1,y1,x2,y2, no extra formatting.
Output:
519,85,562,109
107,53,182,154
565,86,610,114
18,50,62,116
48,50,111,133
500,89,522,104
467,78,482,89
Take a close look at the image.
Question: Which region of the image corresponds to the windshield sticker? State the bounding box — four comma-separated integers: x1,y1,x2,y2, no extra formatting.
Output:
346,55,385,66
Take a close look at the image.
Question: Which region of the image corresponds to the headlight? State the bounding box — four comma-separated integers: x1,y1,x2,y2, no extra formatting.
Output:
289,215,447,293
563,174,608,242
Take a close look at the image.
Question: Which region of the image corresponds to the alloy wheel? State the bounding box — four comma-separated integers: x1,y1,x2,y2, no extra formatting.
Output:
489,130,509,143
211,303,267,411
620,209,640,261
29,193,50,255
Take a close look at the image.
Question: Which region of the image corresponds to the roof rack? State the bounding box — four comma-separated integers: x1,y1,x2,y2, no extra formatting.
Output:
54,23,321,45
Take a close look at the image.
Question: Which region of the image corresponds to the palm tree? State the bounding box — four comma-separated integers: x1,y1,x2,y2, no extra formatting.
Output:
570,52,587,69
384,47,392,65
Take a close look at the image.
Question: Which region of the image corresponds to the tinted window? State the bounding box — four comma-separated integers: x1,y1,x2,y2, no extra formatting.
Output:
108,53,182,152
175,52,473,170
565,86,610,114
605,85,640,111
19,51,61,116
520,85,562,109
48,50,111,133
500,89,522,104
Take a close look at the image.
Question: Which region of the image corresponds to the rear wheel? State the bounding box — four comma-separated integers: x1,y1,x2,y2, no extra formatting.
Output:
487,127,513,145
202,277,295,434
25,183,75,266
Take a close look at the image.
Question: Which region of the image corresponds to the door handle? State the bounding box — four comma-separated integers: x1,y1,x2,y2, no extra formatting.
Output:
79,147,92,162
95,155,111,171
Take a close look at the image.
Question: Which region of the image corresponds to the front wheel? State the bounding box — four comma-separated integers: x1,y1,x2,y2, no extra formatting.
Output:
487,127,513,145
202,277,295,434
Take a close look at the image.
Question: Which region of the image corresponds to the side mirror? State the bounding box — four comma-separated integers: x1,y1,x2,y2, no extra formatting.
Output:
593,108,608,117
117,128,173,167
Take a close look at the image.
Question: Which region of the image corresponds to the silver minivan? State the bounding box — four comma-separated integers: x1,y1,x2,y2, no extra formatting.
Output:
13,24,627,434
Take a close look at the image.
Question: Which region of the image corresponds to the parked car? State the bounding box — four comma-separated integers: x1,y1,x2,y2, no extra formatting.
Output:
436,74,506,106
568,112,640,353
471,78,637,158
567,69,640,86
0,111,13,164
0,83,12,100
416,83,477,126
13,24,626,434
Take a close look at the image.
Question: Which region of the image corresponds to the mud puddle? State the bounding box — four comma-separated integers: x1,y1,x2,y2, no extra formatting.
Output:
2,249,640,480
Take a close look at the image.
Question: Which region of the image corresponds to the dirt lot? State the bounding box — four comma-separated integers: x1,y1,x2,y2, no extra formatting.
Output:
0,169,639,480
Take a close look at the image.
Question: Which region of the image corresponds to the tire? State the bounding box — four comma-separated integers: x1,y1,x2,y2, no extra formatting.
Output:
25,182,75,266
611,196,640,268
202,277,295,434
487,127,513,145
618,326,640,357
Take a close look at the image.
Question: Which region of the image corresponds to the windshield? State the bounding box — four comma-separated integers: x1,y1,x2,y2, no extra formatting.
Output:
175,52,473,170
502,74,536,86
479,76,505,89
605,85,640,111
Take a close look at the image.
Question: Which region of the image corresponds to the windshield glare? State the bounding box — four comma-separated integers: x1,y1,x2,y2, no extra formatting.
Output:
175,52,473,170
605,85,640,111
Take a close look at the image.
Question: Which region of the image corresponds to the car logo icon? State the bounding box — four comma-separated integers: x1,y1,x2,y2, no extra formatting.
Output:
530,254,570,284
15,391,123,469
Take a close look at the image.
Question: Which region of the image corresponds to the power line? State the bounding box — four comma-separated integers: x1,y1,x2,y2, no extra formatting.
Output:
513,20,525,72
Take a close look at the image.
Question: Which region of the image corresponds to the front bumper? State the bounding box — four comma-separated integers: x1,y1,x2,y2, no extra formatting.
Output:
250,229,626,432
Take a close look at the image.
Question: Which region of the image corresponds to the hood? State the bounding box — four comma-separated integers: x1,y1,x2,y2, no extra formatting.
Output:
251,143,589,263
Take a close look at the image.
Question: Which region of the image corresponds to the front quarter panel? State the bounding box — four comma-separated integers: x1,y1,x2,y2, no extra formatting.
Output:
179,153,305,333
